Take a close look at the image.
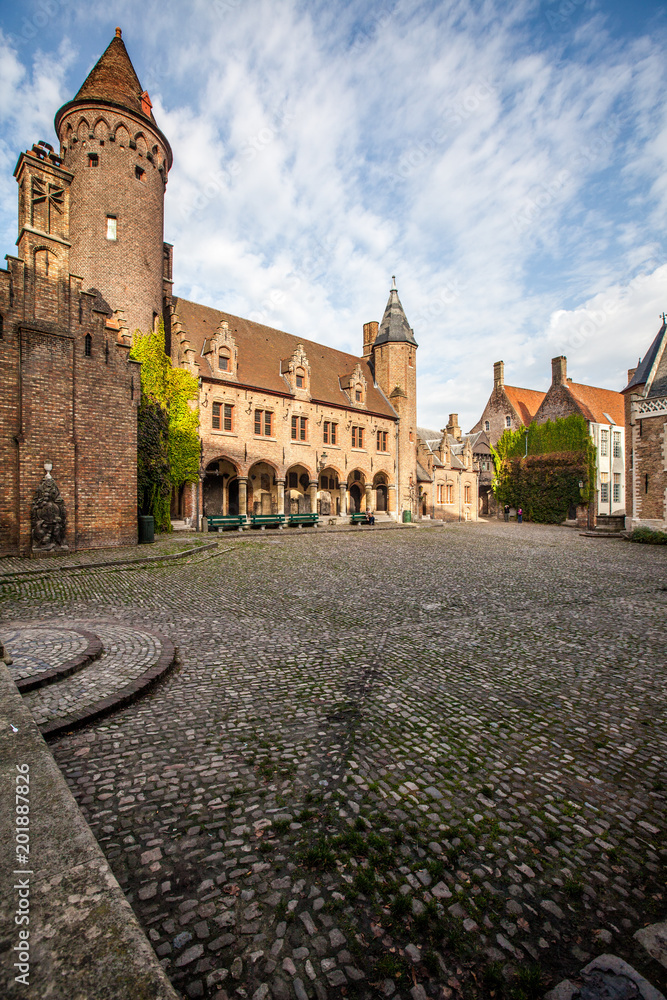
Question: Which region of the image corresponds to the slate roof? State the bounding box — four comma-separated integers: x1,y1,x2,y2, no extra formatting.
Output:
374,281,418,347
624,317,667,397
504,386,546,425
171,297,398,419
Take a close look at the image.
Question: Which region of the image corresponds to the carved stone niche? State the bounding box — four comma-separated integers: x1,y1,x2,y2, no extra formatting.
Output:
31,462,69,555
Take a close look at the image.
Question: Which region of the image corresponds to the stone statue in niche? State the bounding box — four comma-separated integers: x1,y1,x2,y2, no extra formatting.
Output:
31,462,68,552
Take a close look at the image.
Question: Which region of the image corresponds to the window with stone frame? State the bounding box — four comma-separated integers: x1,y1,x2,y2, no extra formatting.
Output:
613,432,621,457
446,484,453,504
295,367,306,389
437,483,444,504
600,430,609,456
218,349,231,372
464,484,471,504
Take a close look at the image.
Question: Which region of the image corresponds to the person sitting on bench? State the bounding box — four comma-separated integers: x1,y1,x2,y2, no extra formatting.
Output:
366,510,375,525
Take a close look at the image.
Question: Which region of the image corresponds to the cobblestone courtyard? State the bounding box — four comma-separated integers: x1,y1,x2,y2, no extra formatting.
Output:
2,522,666,999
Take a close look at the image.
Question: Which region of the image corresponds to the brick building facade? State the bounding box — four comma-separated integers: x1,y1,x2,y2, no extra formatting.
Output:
622,316,667,531
3,29,466,554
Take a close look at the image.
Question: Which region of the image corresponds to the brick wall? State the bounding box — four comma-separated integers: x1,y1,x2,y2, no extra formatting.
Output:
58,110,168,337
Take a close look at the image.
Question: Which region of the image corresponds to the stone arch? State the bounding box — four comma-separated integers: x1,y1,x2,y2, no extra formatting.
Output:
248,460,280,515
373,471,389,512
114,123,130,147
203,456,240,517
347,468,367,513
134,132,148,156
76,118,89,142
285,463,313,515
317,465,341,516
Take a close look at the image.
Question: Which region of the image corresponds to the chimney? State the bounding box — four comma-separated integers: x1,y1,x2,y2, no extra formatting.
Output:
551,355,567,386
363,320,378,359
447,413,462,441
493,360,504,390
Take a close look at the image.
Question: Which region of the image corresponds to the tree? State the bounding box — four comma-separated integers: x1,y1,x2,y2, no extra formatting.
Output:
130,324,200,531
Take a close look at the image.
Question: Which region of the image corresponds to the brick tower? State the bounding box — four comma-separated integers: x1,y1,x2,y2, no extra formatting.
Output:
371,278,419,517
54,28,172,336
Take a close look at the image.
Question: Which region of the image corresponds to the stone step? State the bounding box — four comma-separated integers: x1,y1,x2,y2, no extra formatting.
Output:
4,620,176,739
5,624,102,692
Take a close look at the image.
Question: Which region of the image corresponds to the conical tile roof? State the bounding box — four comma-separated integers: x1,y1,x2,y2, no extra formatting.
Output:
73,28,153,121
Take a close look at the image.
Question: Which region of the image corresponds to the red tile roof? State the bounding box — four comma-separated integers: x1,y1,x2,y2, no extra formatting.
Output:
504,386,546,425
172,297,398,419
564,382,624,425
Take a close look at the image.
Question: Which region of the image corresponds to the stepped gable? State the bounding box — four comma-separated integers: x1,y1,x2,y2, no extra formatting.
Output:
172,297,398,417
503,385,546,424
374,278,418,347
564,381,624,425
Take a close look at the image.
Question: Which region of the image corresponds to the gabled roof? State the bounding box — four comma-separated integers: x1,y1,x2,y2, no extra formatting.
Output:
504,386,546,425
563,382,624,425
374,279,418,348
416,462,432,483
624,317,667,398
171,297,398,418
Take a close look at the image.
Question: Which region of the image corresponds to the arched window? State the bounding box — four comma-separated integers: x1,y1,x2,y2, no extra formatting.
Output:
355,383,363,402
84,334,92,357
295,367,305,388
218,349,231,372
484,420,490,431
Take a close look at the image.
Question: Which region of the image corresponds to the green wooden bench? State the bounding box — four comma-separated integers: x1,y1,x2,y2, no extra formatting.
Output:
289,513,319,527
207,515,247,532
350,512,370,525
250,514,285,529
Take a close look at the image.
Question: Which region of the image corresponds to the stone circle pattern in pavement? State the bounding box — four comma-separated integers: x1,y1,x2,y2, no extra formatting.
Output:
5,625,89,681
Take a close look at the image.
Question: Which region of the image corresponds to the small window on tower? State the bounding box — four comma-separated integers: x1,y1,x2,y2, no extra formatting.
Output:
84,334,92,357
88,153,99,167
106,216,117,241
135,165,145,181
484,420,490,431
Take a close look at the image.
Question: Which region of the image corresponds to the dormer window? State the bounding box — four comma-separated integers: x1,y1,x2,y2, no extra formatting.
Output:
218,350,230,372
296,367,305,388
355,385,362,402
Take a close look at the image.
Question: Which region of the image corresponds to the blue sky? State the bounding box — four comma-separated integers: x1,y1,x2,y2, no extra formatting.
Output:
1,0,666,430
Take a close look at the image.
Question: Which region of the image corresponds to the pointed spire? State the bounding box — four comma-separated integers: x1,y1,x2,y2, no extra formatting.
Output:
374,278,418,347
71,30,154,121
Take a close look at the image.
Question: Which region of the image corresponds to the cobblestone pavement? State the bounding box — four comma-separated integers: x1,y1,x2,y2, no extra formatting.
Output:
4,624,89,681
11,622,163,726
2,522,666,1000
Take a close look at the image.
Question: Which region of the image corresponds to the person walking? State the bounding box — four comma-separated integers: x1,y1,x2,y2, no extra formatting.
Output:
517,507,523,523
503,504,510,522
